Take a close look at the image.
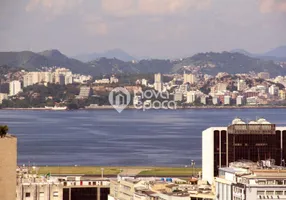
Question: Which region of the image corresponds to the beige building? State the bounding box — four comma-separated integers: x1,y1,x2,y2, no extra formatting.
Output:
183,73,196,84
0,93,8,104
0,134,17,200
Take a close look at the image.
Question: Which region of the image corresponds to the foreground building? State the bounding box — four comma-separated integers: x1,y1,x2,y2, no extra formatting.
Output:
0,134,17,200
215,161,286,200
16,171,110,200
202,118,286,184
109,176,215,200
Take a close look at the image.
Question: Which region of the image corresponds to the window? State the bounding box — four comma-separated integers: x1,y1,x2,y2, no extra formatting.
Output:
275,191,283,195
276,180,283,185
266,191,274,195
267,180,274,185
53,192,59,197
39,192,44,197
25,193,31,197
257,191,265,195
257,180,266,185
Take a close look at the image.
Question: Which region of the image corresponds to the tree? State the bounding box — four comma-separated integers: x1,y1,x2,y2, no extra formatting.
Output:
0,125,9,138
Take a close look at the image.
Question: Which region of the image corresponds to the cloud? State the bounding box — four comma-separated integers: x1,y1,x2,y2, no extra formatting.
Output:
25,0,83,16
83,14,109,36
101,0,212,16
259,0,286,13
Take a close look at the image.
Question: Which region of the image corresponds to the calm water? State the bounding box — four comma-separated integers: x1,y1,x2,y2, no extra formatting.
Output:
0,109,286,166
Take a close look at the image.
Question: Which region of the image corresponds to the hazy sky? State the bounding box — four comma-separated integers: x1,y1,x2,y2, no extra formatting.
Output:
0,0,286,58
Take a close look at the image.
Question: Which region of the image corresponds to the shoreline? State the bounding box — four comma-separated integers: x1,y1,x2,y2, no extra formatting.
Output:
2,105,286,111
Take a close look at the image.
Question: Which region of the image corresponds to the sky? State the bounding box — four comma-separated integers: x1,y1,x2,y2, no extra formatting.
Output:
0,0,286,58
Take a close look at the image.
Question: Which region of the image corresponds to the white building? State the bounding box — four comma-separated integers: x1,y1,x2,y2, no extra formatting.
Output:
183,73,196,84
9,80,22,96
212,97,219,105
174,92,183,102
95,78,110,84
216,163,286,200
269,84,279,96
236,95,244,105
186,91,196,103
141,79,148,86
0,93,8,104
154,73,163,92
154,82,163,92
154,73,162,83
110,76,119,84
223,96,231,105
201,96,207,105
65,75,73,85
202,118,286,184
23,72,39,87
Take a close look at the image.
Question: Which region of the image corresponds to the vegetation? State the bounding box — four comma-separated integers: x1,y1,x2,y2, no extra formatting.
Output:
37,166,201,176
0,125,9,138
1,50,285,77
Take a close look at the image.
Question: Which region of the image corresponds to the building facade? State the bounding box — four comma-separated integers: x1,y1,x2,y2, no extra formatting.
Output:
0,93,8,104
0,134,17,200
215,162,286,200
202,118,286,184
9,80,22,96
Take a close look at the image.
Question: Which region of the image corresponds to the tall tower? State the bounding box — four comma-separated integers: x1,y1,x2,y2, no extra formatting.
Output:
0,134,17,200
9,80,22,96
154,73,163,92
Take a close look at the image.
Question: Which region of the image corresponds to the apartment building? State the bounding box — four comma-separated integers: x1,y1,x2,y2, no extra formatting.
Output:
215,161,286,200
183,73,196,84
9,80,22,96
17,173,110,200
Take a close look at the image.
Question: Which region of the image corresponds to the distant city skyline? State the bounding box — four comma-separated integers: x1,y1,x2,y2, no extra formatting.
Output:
0,0,286,58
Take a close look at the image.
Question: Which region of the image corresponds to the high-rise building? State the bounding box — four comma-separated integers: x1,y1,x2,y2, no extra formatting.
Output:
223,96,231,105
202,118,286,184
236,95,244,105
0,134,17,200
23,72,40,87
9,80,22,96
183,73,196,84
201,96,207,105
186,91,196,103
154,73,163,92
154,73,162,83
212,97,219,105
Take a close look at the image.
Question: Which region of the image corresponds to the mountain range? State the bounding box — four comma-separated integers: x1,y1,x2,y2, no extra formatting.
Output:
0,46,286,77
74,49,136,62
231,46,286,62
